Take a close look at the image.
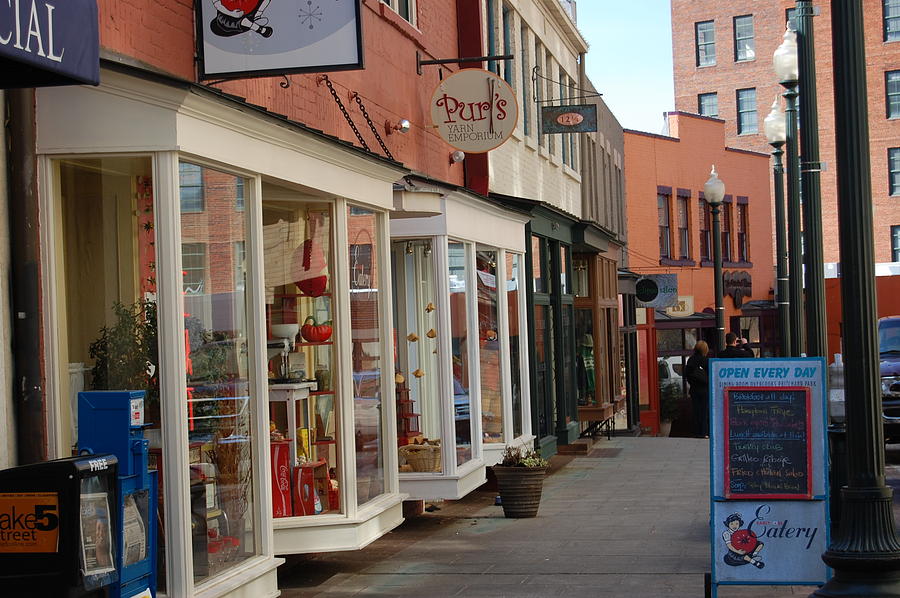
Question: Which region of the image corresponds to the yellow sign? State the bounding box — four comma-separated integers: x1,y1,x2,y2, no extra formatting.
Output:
665,295,695,318
0,492,60,553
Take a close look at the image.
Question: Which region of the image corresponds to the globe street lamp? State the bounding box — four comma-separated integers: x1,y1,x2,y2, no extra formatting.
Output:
812,1,900,594
774,26,805,357
704,166,726,354
796,0,827,360
763,99,791,358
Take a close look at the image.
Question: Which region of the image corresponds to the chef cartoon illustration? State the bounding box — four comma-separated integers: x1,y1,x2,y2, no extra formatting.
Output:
210,0,274,38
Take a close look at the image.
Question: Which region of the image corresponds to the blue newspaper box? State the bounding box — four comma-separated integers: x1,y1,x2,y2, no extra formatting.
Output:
79,390,158,598
0,454,120,596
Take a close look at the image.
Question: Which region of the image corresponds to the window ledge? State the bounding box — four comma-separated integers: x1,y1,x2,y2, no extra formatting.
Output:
697,63,717,69
363,0,424,47
660,257,696,267
701,259,714,267
726,260,753,268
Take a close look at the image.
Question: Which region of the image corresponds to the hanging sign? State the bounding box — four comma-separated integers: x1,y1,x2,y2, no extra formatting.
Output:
430,68,518,153
197,0,363,80
664,295,694,318
540,104,598,134
634,274,678,308
709,358,829,591
0,0,99,89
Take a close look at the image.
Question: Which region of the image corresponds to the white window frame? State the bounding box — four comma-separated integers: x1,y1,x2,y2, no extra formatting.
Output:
381,0,416,26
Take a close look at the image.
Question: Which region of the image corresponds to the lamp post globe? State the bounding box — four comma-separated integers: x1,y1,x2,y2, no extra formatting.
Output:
774,26,799,85
704,165,726,354
764,99,787,145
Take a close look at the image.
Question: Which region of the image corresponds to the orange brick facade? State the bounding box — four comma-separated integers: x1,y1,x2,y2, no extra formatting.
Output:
624,112,774,322
98,0,464,184
671,0,900,264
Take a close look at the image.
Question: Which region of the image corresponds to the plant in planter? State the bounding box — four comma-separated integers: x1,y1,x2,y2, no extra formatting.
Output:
658,382,683,437
492,446,549,518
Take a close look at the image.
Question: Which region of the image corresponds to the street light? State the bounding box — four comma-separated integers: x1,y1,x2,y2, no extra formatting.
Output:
704,165,726,354
763,99,791,357
774,26,805,357
812,1,900,594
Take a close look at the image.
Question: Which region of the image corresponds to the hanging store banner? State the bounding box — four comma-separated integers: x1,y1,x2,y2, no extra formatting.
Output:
197,0,363,80
430,68,519,153
634,274,678,308
0,0,99,89
540,104,598,135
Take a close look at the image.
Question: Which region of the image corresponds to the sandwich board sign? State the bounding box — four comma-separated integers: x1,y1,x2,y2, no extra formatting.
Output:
709,357,830,595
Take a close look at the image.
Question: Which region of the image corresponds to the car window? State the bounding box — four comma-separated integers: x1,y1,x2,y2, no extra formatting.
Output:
880,318,900,353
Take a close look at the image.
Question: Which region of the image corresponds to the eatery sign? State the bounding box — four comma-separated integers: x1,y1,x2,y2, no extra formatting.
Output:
0,0,100,88
430,68,518,153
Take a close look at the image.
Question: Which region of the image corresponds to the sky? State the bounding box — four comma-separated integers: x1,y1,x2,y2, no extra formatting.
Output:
576,1,675,134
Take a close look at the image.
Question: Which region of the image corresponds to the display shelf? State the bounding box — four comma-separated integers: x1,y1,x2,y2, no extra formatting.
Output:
310,390,335,396
296,341,334,347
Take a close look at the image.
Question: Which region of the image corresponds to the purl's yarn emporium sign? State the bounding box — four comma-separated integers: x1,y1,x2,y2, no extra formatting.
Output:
430,69,518,153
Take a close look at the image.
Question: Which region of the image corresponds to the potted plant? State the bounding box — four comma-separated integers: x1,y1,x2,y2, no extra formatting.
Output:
658,382,682,437
492,446,549,518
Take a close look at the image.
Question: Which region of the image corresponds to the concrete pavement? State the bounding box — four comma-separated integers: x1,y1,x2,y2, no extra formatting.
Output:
275,437,854,597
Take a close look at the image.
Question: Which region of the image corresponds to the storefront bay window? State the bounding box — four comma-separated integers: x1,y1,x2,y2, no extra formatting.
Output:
390,183,531,500
37,70,408,595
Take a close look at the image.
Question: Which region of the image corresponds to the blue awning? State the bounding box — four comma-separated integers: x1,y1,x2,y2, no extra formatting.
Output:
1,0,99,89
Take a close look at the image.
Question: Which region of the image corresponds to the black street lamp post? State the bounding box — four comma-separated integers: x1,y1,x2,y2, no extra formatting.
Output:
704,166,726,354
796,0,828,360
775,27,805,357
764,100,791,358
812,0,900,594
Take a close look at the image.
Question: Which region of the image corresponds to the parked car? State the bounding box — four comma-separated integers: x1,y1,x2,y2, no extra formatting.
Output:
879,316,900,441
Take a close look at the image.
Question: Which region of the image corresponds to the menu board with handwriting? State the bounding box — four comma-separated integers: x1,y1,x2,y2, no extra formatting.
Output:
723,387,812,499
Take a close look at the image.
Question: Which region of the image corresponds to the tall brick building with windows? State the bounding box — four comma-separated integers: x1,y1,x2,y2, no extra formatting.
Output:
671,0,900,263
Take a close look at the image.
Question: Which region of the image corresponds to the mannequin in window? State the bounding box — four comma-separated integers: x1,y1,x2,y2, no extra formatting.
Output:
576,334,595,405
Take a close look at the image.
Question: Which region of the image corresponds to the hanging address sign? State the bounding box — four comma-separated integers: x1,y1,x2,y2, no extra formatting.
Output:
430,68,519,153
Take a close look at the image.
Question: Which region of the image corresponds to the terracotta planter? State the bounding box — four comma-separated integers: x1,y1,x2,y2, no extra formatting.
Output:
493,466,547,518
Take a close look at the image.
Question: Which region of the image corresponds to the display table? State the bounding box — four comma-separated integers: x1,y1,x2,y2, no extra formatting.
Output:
268,381,318,464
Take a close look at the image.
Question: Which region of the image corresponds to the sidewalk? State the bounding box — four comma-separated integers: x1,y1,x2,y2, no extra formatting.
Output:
276,437,826,597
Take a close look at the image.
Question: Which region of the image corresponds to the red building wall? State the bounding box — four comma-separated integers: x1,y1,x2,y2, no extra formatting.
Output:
671,0,899,264
98,0,463,184
624,112,774,320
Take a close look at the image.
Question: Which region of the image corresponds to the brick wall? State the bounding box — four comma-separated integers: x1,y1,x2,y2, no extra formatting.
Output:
624,112,774,321
671,0,899,263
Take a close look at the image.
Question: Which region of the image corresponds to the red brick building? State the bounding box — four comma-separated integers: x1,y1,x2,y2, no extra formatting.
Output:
625,112,774,434
671,0,900,264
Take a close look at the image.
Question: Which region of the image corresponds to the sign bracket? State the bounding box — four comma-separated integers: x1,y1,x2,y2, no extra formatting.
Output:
417,51,513,75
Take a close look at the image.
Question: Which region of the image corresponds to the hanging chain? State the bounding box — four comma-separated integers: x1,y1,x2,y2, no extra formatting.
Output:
352,92,395,161
320,74,371,153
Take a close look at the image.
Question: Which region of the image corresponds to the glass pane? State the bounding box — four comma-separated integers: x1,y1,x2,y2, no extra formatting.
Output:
575,308,595,406
534,305,550,437
507,253,524,438
347,205,386,504
392,240,443,472
263,194,340,514
179,162,256,583
54,157,166,590
449,242,473,465
477,249,503,443
573,257,589,297
559,245,570,295
531,235,544,293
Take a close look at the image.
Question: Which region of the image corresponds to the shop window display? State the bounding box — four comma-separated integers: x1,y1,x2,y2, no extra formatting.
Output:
348,205,387,505
449,241,474,465
262,195,340,515
477,248,503,443
506,253,524,439
52,157,168,589
392,240,443,473
179,162,257,582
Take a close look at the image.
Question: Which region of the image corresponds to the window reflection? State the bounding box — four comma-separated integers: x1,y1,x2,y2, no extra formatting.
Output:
449,242,473,465
507,253,524,438
477,248,503,443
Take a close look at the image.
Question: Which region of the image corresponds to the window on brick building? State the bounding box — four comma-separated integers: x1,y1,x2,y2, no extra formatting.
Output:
695,21,716,67
235,177,244,211
502,4,513,84
179,162,204,213
560,67,570,166
677,196,690,259
722,200,733,262
535,40,543,146
546,49,555,155
885,0,900,42
736,88,758,134
733,15,755,61
786,8,798,31
699,199,712,261
487,0,499,74
181,243,207,295
890,148,900,195
892,226,900,261
520,25,531,136
737,202,750,262
658,193,672,259
887,71,900,118
698,93,718,117
382,0,414,24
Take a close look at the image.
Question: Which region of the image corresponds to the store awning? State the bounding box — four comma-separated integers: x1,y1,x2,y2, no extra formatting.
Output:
1,0,99,89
